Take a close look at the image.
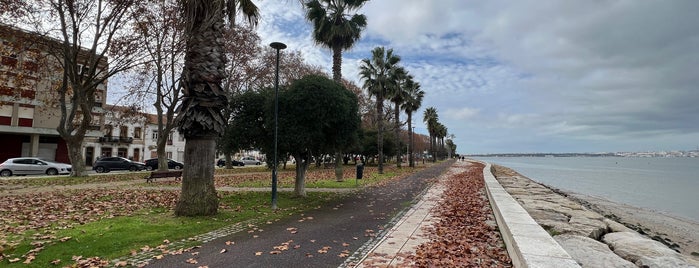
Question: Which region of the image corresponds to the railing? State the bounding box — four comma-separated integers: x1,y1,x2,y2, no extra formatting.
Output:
98,136,133,143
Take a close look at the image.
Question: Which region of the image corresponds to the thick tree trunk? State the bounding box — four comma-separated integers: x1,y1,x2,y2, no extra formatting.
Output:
335,151,343,182
293,153,308,197
66,138,86,176
175,137,218,216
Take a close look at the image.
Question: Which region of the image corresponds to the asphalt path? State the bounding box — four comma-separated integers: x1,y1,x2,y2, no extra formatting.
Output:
146,161,454,268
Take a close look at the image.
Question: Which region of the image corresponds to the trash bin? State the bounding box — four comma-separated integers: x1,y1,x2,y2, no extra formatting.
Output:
356,163,364,180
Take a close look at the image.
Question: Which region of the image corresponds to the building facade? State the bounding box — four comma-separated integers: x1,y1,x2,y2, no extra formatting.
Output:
0,24,106,164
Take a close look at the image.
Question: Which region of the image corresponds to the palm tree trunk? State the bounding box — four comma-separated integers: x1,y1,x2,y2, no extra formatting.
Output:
175,137,218,216
407,113,414,167
377,94,384,174
394,104,401,168
332,46,344,181
293,152,308,197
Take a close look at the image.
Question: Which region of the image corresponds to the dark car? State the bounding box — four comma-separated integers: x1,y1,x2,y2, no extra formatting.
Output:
217,158,244,167
92,157,146,173
144,158,184,171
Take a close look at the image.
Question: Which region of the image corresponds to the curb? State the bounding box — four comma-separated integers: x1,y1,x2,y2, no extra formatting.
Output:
481,162,580,268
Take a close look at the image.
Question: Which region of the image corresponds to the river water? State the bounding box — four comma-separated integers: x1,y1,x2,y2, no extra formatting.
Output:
473,156,699,222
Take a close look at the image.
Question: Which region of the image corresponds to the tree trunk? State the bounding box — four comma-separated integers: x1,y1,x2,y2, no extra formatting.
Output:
334,151,343,182
394,103,401,168
408,113,414,167
157,133,168,171
331,46,344,181
225,153,232,169
332,46,342,83
175,137,218,216
66,138,86,176
293,152,308,197
377,94,384,174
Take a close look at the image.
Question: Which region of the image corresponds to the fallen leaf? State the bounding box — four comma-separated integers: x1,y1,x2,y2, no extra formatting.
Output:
153,255,164,260
225,241,234,246
185,258,198,264
220,249,227,253
51,259,61,265
114,261,127,267
255,252,263,256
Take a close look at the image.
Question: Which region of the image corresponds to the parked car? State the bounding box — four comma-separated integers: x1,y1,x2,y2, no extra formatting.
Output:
240,156,261,165
144,158,184,171
92,157,146,173
217,158,244,167
0,157,72,177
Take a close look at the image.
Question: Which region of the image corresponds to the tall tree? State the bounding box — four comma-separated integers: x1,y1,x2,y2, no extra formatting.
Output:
401,75,423,167
388,67,407,168
272,75,359,196
304,0,367,82
175,0,230,216
304,0,367,181
423,107,438,162
360,47,401,174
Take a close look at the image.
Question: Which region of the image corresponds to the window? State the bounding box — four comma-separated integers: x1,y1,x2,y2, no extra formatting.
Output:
120,126,128,137
134,127,142,139
151,130,158,140
166,152,172,159
104,124,113,136
178,132,185,141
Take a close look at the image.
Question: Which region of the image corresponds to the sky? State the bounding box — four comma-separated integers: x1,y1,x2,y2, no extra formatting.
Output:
241,0,699,154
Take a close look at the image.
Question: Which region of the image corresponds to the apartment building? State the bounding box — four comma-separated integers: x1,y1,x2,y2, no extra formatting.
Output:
88,105,185,164
0,24,106,164
143,114,186,162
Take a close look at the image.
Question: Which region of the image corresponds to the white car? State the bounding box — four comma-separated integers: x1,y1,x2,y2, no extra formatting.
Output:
240,156,261,165
0,157,72,177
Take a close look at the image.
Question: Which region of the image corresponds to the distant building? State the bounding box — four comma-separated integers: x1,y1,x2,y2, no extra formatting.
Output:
87,105,186,164
143,114,186,162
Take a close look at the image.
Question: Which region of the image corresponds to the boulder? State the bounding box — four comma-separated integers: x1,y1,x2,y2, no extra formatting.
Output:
554,234,635,268
603,232,695,267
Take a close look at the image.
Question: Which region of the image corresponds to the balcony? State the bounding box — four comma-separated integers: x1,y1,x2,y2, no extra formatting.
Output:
99,136,133,144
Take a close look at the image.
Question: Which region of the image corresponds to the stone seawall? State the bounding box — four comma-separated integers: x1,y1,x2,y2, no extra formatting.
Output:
490,164,699,268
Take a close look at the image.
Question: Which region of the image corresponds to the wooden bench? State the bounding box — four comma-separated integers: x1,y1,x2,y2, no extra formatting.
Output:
145,170,183,183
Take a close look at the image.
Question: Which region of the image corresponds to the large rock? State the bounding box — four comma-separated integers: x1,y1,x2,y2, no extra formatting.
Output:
554,234,635,268
603,232,696,267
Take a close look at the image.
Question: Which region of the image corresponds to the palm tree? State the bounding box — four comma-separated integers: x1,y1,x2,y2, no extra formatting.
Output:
304,0,368,82
360,46,401,174
305,0,367,181
227,0,259,26
423,107,438,162
436,123,447,159
388,67,407,168
401,75,423,167
175,0,259,216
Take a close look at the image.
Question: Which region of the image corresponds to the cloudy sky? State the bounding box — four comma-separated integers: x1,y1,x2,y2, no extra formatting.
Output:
240,1,699,154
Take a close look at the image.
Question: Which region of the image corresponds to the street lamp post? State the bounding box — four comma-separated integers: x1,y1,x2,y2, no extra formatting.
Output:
270,42,286,210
